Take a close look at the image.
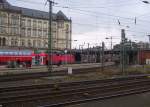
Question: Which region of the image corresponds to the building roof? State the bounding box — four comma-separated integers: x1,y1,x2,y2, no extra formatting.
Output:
0,0,9,5
0,0,70,21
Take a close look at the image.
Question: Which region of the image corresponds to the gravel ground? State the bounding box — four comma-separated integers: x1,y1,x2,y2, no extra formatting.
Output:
67,92,150,107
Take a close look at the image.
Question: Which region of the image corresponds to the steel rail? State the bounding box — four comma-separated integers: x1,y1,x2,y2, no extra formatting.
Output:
0,74,148,93
1,77,148,98
1,77,150,104
41,85,150,107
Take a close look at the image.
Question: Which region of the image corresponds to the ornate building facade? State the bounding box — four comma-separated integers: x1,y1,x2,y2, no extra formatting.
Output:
0,0,72,51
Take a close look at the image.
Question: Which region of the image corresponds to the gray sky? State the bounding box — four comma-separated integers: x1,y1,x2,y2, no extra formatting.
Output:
8,0,150,49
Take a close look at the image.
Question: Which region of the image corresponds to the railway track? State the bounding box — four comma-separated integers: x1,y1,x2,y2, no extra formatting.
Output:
42,83,150,107
0,63,114,82
0,67,100,82
1,75,150,107
0,74,148,92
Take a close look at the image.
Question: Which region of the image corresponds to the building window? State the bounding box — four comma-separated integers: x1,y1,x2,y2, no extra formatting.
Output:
27,28,31,37
66,32,70,40
21,28,26,37
37,40,41,48
58,21,64,28
14,39,18,46
52,22,57,32
2,38,6,46
43,40,48,48
33,40,36,47
21,19,26,27
0,27,7,34
52,32,56,39
66,24,69,31
11,38,14,46
0,37,1,46
11,38,18,46
38,30,42,37
28,39,32,47
43,30,48,37
33,20,37,28
27,19,31,27
33,29,37,37
53,40,57,48
11,15,19,25
21,39,25,46
0,13,7,25
53,22,57,27
38,21,42,29
11,27,19,35
43,21,47,29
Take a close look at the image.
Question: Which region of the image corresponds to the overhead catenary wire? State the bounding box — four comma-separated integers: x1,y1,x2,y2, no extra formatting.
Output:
10,0,150,35
62,2,140,8
68,8,150,31
58,5,150,23
14,0,150,24
56,5,150,32
73,22,148,35
15,0,150,22
54,0,138,8
10,0,150,41
14,0,45,5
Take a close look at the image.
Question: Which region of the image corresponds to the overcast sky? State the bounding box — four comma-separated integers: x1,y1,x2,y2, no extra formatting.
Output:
8,0,150,49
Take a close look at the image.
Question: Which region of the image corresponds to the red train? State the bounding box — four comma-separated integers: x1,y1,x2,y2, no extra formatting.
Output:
0,50,75,67
33,52,75,65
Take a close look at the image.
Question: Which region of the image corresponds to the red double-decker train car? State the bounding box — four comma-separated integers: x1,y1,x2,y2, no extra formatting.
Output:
36,52,75,65
0,51,32,65
0,50,75,67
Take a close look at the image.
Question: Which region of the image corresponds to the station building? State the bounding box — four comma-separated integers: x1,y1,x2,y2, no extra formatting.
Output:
0,0,72,52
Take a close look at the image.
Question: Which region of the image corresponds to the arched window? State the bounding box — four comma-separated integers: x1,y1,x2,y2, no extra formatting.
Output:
2,38,6,46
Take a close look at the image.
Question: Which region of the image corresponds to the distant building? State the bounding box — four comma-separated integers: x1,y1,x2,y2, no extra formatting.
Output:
136,41,150,49
0,0,72,51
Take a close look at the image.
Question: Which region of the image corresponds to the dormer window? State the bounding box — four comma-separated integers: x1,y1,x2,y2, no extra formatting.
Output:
58,21,64,28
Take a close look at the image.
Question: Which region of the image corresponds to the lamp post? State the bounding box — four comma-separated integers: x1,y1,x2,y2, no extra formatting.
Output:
106,37,113,61
71,39,77,54
106,37,113,50
72,40,77,50
79,44,84,63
